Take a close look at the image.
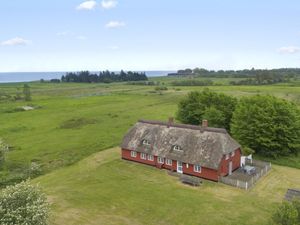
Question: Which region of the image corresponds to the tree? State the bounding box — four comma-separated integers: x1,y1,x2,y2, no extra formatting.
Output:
176,89,237,130
272,201,298,225
202,106,225,128
0,180,49,225
23,84,32,101
231,95,300,158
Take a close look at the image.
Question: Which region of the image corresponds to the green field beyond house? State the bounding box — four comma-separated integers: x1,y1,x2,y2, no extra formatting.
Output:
1,79,300,224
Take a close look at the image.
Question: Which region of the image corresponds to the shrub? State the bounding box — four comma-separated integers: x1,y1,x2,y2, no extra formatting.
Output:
0,180,49,225
28,162,43,177
272,201,299,225
0,139,9,167
154,86,168,91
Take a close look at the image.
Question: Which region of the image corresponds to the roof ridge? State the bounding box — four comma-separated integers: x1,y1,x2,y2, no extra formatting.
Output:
138,119,227,134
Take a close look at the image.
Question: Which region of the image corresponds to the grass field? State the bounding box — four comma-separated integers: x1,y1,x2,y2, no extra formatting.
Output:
1,81,300,185
34,147,300,225
1,79,300,224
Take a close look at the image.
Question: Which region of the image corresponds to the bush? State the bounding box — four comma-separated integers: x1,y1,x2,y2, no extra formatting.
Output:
0,139,9,167
154,86,168,91
50,79,61,83
28,162,43,177
272,201,299,225
0,180,49,225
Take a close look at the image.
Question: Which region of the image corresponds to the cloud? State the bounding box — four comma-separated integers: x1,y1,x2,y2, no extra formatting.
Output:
56,31,70,36
108,45,119,50
101,0,117,9
77,35,87,40
105,21,126,28
76,1,97,10
1,37,30,46
278,46,300,54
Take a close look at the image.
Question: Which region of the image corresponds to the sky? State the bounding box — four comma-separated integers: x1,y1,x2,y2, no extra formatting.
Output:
0,0,300,72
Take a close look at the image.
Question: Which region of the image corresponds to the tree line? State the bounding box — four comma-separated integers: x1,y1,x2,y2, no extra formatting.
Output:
169,68,300,85
177,89,300,158
61,70,148,83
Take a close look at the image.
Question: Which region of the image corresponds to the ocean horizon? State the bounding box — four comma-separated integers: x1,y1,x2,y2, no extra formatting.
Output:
0,71,174,83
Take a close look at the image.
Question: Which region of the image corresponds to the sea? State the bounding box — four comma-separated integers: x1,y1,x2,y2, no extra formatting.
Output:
0,71,174,83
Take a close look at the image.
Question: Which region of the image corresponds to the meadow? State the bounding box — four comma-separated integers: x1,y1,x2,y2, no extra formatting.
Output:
1,78,300,224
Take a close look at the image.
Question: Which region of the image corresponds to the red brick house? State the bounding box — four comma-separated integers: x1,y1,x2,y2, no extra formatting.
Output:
121,119,241,181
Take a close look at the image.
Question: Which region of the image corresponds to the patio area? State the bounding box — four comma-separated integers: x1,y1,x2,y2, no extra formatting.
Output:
220,159,271,189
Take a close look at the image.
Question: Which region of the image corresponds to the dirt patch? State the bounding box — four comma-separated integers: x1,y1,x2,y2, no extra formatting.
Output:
59,118,98,129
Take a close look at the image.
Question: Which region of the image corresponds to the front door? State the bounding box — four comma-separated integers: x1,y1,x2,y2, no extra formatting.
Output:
228,161,233,175
177,161,183,174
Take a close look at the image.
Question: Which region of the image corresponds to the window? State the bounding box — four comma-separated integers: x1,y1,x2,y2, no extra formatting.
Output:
130,151,137,158
142,139,150,146
231,151,235,157
166,159,172,165
225,154,229,160
194,165,201,173
157,157,164,164
147,154,154,161
173,145,183,151
186,163,189,168
141,153,147,160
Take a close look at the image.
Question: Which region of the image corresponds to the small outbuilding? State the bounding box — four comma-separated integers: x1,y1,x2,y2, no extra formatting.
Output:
121,118,242,181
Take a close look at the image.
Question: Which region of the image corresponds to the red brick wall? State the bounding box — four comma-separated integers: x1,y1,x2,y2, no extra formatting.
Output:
122,149,218,181
219,148,241,176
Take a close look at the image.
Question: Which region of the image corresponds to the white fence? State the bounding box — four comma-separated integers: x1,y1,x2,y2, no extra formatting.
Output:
220,160,271,190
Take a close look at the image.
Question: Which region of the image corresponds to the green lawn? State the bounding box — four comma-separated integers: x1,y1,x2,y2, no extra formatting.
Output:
34,147,300,225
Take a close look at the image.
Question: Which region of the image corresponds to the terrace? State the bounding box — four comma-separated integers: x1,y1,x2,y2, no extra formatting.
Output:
220,159,271,190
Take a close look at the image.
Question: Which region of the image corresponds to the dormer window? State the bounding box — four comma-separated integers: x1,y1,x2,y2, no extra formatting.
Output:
142,139,151,146
173,145,183,151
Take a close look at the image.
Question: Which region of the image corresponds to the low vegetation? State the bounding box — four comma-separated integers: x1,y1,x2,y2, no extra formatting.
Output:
171,79,213,86
272,200,300,225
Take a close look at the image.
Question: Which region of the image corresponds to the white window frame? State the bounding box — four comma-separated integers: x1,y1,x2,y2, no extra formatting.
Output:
166,159,172,166
157,157,164,164
130,151,137,158
147,154,154,161
142,139,151,146
194,164,201,173
225,154,229,160
231,151,235,157
173,145,183,151
141,153,147,160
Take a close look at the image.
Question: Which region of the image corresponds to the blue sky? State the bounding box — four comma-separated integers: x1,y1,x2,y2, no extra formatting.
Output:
0,0,300,72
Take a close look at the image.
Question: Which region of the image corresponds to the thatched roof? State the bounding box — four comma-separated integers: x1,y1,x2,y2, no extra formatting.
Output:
121,120,241,170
